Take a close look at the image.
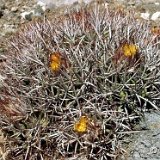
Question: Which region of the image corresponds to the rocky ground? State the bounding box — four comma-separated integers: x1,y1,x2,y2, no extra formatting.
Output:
0,0,160,160
0,0,159,40
121,111,160,160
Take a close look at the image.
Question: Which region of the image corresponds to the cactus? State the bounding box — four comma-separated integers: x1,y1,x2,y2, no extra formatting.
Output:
0,4,159,160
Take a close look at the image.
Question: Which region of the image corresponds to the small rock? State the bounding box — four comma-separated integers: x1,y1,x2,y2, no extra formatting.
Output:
155,2,159,6
11,7,18,12
140,12,150,20
21,11,34,21
37,1,47,11
34,5,44,16
150,146,158,154
151,12,160,21
37,0,55,10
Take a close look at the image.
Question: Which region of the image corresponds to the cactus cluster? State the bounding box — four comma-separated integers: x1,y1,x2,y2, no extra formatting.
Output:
0,3,160,160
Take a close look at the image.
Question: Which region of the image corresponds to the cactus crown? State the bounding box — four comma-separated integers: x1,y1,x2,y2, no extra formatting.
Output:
0,3,159,159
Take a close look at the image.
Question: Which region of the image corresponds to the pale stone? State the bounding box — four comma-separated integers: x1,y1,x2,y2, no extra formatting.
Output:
140,12,150,20
151,11,160,21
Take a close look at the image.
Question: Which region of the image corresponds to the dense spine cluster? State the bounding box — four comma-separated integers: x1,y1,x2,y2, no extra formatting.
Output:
0,4,159,160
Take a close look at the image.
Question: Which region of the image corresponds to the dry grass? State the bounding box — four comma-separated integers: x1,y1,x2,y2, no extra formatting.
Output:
0,3,159,160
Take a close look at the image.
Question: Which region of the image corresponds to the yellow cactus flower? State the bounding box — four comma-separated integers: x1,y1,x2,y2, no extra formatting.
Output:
50,52,61,72
50,52,70,74
74,116,88,133
122,43,138,57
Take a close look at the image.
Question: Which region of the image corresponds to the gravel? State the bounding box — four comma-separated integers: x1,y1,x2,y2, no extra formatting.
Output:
122,111,160,160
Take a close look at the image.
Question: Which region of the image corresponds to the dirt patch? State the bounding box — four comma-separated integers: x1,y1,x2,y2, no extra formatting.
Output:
121,111,160,160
